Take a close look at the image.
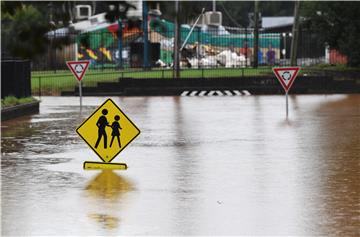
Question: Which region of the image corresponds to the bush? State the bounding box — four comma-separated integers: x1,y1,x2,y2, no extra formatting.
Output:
1,96,36,108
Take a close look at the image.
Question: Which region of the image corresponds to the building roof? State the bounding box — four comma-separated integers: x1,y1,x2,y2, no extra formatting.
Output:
262,17,294,29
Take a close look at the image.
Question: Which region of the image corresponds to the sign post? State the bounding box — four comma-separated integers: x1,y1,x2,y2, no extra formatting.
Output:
79,81,83,112
66,60,90,113
286,91,289,117
76,98,141,170
273,67,300,118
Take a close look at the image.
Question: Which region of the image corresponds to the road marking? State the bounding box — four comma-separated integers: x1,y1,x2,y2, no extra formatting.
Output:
190,91,198,96
198,90,207,96
181,91,190,96
215,90,224,96
181,90,251,97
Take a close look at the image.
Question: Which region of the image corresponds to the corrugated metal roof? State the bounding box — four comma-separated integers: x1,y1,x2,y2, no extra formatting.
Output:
262,17,294,28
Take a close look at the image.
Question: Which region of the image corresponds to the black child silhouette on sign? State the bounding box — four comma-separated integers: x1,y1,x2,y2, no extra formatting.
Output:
110,115,122,148
95,109,109,149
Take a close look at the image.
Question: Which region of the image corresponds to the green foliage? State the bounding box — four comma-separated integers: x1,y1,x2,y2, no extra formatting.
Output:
1,4,49,59
301,1,360,67
1,96,37,108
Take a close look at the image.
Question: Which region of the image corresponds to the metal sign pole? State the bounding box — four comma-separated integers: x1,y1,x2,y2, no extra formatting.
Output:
286,91,289,118
273,67,300,119
66,61,89,115
79,81,83,113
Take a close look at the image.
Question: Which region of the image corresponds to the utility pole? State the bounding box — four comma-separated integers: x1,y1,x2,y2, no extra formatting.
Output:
253,0,259,68
173,0,180,78
290,0,300,66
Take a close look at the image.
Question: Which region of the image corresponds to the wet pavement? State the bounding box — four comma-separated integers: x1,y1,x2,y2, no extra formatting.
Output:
1,95,360,235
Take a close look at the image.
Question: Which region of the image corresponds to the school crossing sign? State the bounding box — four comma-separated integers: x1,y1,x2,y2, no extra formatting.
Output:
76,99,140,168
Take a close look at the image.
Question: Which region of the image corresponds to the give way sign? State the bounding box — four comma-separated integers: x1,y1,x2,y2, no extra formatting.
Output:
66,60,90,81
272,67,300,92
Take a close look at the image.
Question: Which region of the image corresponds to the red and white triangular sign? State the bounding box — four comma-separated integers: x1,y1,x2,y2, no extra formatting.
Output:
273,67,300,92
66,60,90,81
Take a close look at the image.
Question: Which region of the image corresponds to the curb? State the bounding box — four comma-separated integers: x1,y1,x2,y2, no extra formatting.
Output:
1,101,40,121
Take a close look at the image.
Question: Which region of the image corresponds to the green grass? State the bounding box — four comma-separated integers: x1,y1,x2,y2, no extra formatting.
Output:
32,70,120,95
1,96,37,108
306,64,360,72
31,67,274,95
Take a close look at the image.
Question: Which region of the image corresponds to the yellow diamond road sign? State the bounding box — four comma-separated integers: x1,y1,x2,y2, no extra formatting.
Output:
76,99,140,163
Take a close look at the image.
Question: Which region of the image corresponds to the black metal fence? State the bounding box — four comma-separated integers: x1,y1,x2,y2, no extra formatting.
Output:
2,59,31,99
31,26,327,95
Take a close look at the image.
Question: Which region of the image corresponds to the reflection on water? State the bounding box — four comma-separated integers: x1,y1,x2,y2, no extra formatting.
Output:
88,213,120,230
1,95,359,235
85,170,134,231
1,106,81,156
313,95,360,235
85,170,134,201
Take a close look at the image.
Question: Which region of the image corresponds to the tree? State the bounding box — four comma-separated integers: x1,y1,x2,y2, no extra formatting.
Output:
1,4,50,59
301,1,360,67
1,1,74,59
1,1,139,59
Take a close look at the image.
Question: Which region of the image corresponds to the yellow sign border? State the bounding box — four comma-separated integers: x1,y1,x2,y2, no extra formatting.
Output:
76,98,141,163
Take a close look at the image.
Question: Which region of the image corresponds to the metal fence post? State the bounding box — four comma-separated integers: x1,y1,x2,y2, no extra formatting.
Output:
173,0,180,78
143,1,149,70
197,27,201,68
253,1,259,68
38,76,41,99
101,32,104,71
54,47,57,74
245,27,248,67
117,19,123,69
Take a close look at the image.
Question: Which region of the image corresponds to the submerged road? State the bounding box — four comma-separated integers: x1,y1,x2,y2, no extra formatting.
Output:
1,95,359,235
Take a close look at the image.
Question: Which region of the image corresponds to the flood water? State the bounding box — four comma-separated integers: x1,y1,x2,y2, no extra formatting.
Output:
1,95,359,236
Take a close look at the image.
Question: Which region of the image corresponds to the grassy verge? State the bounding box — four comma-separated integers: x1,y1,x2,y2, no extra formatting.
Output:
1,96,38,108
32,70,120,95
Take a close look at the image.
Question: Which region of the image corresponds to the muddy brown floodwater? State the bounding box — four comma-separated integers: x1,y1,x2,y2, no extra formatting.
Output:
1,95,359,235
